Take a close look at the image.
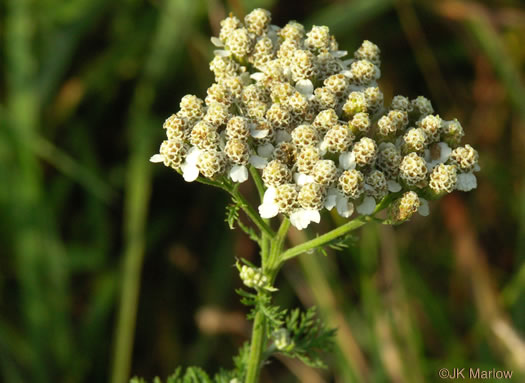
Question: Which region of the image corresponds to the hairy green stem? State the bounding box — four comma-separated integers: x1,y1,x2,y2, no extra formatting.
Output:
280,195,398,262
267,219,290,281
249,166,266,201
281,216,371,262
245,218,289,383
245,309,267,383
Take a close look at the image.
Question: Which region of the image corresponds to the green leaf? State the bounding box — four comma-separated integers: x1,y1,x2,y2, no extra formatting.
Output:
272,307,336,369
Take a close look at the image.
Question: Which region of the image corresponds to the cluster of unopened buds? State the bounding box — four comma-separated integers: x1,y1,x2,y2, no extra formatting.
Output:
237,262,276,291
272,329,295,352
151,8,479,230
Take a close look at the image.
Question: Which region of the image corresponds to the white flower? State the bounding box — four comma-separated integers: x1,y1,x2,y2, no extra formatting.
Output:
336,195,354,218
250,72,265,82
257,143,274,158
295,79,314,99
149,154,164,163
250,124,270,139
455,172,477,192
356,196,376,215
258,186,279,218
339,151,356,170
387,180,402,192
229,165,249,183
290,208,320,230
418,197,429,216
332,50,348,58
180,147,201,182
324,188,339,210
214,49,231,57
342,58,354,68
293,172,315,186
249,155,268,169
181,163,199,182
425,142,452,169
210,36,224,47
275,130,292,143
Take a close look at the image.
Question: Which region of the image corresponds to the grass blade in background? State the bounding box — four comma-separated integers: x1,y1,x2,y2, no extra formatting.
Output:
4,0,71,381
110,1,199,382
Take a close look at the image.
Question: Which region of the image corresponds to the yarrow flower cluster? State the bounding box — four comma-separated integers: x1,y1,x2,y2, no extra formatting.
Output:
151,9,479,230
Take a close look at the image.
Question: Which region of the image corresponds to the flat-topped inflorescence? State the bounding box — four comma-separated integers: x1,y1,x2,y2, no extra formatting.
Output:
150,8,479,230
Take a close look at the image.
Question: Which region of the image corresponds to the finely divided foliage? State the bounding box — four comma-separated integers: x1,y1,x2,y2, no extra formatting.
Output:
146,8,480,383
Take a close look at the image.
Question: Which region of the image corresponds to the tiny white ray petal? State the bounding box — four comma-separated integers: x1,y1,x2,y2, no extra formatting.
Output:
239,72,251,84
290,209,319,230
257,143,274,158
364,183,374,192
293,172,314,186
387,180,402,192
210,37,224,47
318,140,328,156
332,50,348,58
229,165,249,183
249,155,268,169
342,70,352,78
250,127,269,139
423,148,431,162
356,196,376,215
275,130,292,143
324,188,339,210
181,163,199,182
214,49,231,57
456,172,477,192
339,151,356,170
150,154,164,163
418,198,430,216
250,72,265,81
289,211,306,230
262,186,277,204
259,202,279,219
295,79,314,97
336,195,354,218
437,142,452,163
305,209,321,224
324,194,337,211
426,160,438,170
185,147,201,166
474,163,481,172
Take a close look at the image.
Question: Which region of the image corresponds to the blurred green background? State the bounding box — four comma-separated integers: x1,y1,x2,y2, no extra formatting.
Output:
1,0,525,382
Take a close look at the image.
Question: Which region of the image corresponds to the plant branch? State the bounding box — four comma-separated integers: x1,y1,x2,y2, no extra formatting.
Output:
280,215,372,262
249,165,266,201
245,309,267,383
245,218,289,383
279,194,400,262
231,187,276,238
266,218,290,279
